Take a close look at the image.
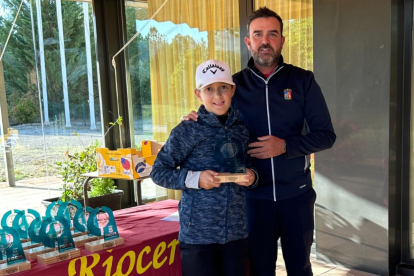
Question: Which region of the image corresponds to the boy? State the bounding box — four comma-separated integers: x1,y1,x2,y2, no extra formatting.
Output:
150,59,257,276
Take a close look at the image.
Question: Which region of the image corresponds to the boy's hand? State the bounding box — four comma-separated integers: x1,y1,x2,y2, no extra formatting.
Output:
234,168,256,186
199,170,221,189
181,110,198,122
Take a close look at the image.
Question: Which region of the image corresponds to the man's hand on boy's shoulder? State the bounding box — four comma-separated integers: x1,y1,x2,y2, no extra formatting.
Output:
199,170,221,189
234,168,256,187
181,110,198,122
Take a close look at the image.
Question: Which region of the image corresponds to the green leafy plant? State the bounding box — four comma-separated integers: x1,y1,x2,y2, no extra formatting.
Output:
55,117,122,202
89,178,115,198
9,90,40,124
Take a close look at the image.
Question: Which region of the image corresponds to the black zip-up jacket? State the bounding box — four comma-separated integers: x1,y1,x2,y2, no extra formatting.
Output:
232,56,336,201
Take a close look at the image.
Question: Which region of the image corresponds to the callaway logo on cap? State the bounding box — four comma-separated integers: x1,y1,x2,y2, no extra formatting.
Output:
196,59,235,90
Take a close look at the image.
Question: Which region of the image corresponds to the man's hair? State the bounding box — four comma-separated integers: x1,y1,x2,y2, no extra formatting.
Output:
247,6,283,37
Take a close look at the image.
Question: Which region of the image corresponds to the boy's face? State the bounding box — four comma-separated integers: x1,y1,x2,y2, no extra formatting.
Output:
194,82,235,116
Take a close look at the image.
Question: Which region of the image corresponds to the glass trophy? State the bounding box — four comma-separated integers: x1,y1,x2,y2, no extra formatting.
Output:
57,200,83,238
37,216,80,265
213,137,249,182
23,217,55,260
12,209,40,243
1,210,20,229
27,217,42,245
72,207,101,247
0,243,6,264
0,243,5,264
0,226,31,274
68,200,82,226
45,200,63,218
84,206,124,252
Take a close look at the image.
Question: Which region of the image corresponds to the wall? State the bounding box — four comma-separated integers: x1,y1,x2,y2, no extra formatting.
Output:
313,1,390,275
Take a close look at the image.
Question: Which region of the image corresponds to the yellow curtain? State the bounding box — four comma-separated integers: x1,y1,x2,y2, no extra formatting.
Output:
254,0,313,70
146,0,241,200
148,0,241,143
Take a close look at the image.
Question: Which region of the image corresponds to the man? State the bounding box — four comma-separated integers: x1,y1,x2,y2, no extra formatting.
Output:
186,7,335,276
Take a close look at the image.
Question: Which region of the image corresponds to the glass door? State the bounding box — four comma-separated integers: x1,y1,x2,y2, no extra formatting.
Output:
0,0,103,214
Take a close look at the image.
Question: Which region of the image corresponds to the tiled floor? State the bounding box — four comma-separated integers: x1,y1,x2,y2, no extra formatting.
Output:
0,178,379,276
0,176,62,215
276,251,378,276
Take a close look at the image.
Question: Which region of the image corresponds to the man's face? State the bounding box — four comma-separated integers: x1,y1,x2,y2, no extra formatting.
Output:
245,17,285,69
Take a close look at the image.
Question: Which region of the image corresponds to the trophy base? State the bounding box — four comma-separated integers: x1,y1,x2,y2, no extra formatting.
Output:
37,248,81,265
73,235,102,248
71,231,87,238
215,173,249,183
21,241,42,250
24,246,56,260
85,237,124,252
19,238,30,244
0,260,31,276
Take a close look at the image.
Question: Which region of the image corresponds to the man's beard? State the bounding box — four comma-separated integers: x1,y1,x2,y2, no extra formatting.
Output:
251,44,281,68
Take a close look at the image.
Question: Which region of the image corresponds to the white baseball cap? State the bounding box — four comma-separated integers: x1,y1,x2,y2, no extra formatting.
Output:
195,59,235,90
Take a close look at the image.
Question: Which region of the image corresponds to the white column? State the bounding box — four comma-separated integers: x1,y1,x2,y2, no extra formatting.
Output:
36,0,49,124
83,3,96,130
56,0,71,127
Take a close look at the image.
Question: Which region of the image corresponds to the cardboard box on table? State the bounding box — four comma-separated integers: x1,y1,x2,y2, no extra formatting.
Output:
96,140,163,179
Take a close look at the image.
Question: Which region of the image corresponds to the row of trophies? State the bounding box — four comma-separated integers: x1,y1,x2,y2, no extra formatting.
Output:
0,200,124,275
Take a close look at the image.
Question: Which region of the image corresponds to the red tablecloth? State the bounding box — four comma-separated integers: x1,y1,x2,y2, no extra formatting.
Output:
17,200,181,276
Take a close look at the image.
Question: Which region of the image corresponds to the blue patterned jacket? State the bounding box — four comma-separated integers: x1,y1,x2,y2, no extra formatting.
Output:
150,105,256,244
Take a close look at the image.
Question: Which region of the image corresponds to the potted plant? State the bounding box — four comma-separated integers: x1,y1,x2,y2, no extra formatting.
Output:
41,118,124,210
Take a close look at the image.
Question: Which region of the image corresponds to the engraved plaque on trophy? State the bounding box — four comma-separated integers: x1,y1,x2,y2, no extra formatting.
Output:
213,137,249,183
85,207,124,252
37,216,80,265
0,227,31,275
72,207,102,247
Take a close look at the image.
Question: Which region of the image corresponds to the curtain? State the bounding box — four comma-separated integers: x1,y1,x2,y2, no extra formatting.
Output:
146,0,241,200
148,0,241,142
254,0,313,70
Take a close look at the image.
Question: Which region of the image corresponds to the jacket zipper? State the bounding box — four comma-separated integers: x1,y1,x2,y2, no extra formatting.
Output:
224,125,230,242
249,66,284,202
304,155,308,172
